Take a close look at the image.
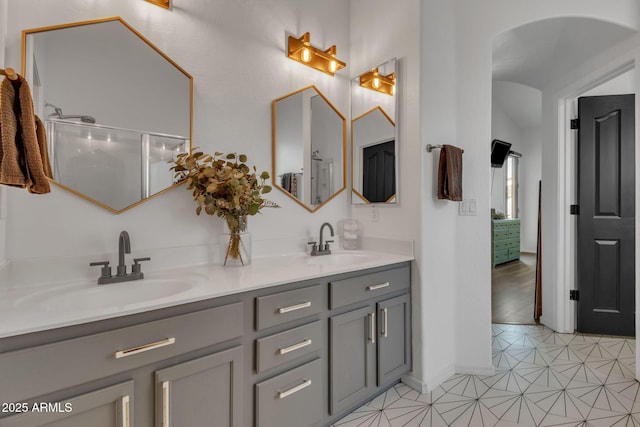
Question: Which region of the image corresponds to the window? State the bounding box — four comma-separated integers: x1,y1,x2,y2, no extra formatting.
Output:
505,155,519,218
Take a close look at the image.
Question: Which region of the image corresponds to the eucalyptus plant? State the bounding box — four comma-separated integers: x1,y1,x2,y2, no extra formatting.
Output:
171,149,276,264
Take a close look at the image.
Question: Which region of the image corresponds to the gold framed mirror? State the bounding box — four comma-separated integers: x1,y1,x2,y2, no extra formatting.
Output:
351,58,398,204
22,17,193,213
272,85,346,212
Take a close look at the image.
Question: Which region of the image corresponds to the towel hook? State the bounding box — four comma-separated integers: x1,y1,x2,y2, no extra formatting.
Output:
0,67,18,81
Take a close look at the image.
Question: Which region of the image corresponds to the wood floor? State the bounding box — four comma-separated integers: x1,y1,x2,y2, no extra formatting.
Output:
491,252,537,324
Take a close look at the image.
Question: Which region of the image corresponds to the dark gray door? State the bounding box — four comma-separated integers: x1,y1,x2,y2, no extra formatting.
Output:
329,306,376,415
0,381,133,427
377,294,411,386
577,94,635,336
363,140,395,202
155,346,243,427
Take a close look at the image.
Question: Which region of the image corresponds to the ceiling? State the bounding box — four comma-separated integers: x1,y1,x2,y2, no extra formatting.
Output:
492,17,636,91
492,17,636,129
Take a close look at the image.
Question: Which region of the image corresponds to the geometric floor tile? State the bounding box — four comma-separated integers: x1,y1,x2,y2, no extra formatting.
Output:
332,324,638,427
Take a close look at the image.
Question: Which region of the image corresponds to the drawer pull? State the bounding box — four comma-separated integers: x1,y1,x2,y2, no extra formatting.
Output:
369,312,376,344
278,379,312,399
367,282,390,291
279,339,313,355
114,337,176,359
381,308,388,338
278,301,311,314
162,381,170,427
121,395,130,427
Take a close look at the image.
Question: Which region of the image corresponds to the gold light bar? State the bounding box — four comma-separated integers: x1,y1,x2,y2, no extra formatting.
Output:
288,32,346,77
359,68,396,96
145,0,171,9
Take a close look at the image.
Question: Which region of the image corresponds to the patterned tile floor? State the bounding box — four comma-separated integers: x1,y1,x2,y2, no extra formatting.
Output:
333,324,638,426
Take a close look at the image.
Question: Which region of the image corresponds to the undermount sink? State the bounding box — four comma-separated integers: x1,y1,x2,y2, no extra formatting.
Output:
304,252,375,266
15,277,199,311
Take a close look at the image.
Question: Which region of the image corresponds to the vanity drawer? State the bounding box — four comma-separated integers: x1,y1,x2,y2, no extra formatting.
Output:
255,285,323,330
0,302,243,402
256,321,322,373
329,266,410,309
255,358,323,427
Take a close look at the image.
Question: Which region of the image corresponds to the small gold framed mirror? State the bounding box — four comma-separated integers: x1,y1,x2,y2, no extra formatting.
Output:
272,85,346,212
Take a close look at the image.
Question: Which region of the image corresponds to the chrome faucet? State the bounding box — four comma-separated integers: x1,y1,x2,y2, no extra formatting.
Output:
308,222,334,256
90,231,150,284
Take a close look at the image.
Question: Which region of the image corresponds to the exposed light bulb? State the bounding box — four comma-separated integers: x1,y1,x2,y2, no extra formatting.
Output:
373,76,381,89
301,48,311,63
391,84,396,95
329,59,337,73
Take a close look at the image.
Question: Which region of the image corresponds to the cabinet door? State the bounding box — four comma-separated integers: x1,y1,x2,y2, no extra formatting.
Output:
377,294,411,385
329,306,376,415
155,346,243,427
0,381,133,427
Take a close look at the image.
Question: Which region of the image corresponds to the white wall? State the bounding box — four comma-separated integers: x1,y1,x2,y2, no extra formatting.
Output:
491,81,542,253
490,101,521,215
3,0,351,266
519,126,542,253
349,0,435,388
436,0,639,374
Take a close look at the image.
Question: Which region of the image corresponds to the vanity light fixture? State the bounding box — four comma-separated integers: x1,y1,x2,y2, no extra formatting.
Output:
287,32,346,76
145,0,171,10
359,68,396,96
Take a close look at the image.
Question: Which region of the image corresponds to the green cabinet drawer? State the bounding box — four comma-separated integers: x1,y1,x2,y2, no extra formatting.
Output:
493,249,509,265
493,229,509,240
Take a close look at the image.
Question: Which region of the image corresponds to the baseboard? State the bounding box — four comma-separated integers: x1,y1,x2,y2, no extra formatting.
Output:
401,363,456,393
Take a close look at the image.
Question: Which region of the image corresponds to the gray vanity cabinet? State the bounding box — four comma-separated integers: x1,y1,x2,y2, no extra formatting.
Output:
0,381,134,427
328,266,411,416
0,301,244,427
1,261,411,427
155,346,243,427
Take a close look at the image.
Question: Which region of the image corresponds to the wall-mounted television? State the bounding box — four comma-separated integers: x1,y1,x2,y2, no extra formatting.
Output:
491,139,512,168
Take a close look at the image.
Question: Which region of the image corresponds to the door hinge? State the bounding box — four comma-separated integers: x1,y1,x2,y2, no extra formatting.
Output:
570,119,579,130
570,205,579,215
570,290,579,301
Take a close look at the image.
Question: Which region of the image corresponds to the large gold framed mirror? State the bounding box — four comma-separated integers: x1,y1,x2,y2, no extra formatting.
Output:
351,58,398,204
22,17,193,213
272,86,346,212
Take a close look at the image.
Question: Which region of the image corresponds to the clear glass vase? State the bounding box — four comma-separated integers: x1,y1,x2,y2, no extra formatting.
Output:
220,231,251,266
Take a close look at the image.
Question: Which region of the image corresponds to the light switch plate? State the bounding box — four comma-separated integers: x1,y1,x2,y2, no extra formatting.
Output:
458,198,477,216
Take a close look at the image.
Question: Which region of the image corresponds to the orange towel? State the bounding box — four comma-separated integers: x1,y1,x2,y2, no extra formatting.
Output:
437,144,463,201
0,74,52,194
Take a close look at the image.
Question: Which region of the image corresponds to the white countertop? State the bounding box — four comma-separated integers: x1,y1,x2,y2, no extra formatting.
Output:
0,250,413,339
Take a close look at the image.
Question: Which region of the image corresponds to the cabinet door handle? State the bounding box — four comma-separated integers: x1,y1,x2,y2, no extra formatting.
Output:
162,381,170,427
121,395,130,427
279,339,313,355
278,301,311,314
369,312,376,344
367,282,390,291
114,337,176,359
278,379,312,399
381,308,388,338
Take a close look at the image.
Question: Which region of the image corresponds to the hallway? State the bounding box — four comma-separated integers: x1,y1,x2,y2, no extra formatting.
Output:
492,253,537,325
333,324,637,426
